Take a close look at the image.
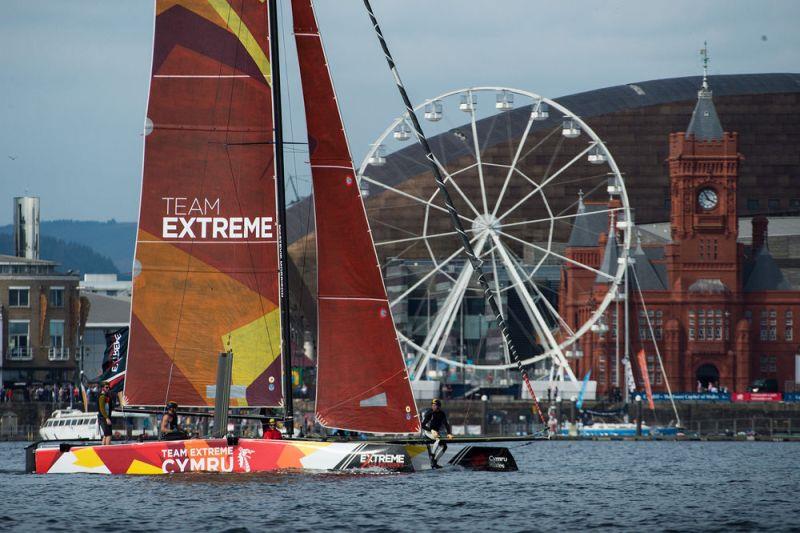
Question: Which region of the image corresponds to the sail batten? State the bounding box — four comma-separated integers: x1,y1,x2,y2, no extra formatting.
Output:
125,0,283,408
292,0,420,434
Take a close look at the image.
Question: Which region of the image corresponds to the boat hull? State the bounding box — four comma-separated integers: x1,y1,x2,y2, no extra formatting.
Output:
34,438,517,474
35,438,420,475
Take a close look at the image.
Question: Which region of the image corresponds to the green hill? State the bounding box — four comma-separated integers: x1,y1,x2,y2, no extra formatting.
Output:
0,233,119,274
0,219,136,274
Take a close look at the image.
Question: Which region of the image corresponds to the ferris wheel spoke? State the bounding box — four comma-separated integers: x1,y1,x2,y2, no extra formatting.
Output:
361,175,474,226
499,207,626,232
375,228,469,248
505,245,576,338
488,245,510,364
389,232,482,307
497,228,616,281
413,234,489,380
435,160,482,219
468,93,490,214
491,111,536,217
496,142,596,223
516,123,562,166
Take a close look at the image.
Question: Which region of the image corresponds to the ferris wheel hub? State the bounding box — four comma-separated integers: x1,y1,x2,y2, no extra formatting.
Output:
471,213,501,235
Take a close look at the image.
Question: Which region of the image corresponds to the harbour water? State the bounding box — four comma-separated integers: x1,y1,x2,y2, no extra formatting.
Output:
1,440,798,531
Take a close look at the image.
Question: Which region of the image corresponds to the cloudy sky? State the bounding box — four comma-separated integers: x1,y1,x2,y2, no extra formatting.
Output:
1,0,798,221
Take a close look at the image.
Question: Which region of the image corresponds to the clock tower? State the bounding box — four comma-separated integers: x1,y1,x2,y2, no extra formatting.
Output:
665,53,743,291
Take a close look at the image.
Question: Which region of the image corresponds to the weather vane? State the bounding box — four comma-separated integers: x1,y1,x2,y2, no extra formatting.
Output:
700,41,710,89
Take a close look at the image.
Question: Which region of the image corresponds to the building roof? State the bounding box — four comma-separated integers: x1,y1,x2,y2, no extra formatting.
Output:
631,235,667,290
567,198,609,248
289,73,800,246
0,254,55,266
84,292,131,327
595,222,619,283
686,86,724,141
744,246,791,291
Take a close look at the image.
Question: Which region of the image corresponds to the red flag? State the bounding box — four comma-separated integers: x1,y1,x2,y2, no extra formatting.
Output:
637,349,655,410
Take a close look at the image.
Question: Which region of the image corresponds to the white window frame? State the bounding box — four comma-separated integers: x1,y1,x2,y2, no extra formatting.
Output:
48,320,68,361
8,286,30,308
49,286,65,308
8,320,31,360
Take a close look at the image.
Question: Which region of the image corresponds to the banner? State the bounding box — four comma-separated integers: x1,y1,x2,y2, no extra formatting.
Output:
95,327,128,394
576,370,591,410
651,392,730,402
622,356,637,394
783,392,800,403
636,350,655,410
732,392,782,402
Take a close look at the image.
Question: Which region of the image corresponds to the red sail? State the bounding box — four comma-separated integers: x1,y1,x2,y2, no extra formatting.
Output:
292,0,419,433
125,1,283,407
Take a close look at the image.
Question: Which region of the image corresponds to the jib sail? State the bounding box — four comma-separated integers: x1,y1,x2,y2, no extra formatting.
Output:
125,0,282,407
292,0,419,433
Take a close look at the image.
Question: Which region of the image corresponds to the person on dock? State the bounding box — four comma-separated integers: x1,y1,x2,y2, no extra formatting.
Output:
421,398,453,468
97,381,114,445
160,401,188,440
263,418,282,440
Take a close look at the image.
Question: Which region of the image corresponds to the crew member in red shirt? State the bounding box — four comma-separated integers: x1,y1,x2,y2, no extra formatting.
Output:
263,418,282,440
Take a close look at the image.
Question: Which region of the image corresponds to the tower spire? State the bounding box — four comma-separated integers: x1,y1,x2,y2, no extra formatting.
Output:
686,41,723,141
700,41,710,91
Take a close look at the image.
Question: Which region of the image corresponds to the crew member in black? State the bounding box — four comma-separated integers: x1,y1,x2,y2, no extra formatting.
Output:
421,398,453,468
97,381,114,445
160,401,188,440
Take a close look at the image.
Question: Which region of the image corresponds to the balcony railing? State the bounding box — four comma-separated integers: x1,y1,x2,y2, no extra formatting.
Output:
7,347,33,361
48,347,70,361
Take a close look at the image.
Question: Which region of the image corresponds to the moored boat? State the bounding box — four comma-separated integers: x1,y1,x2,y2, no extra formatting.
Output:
39,409,156,441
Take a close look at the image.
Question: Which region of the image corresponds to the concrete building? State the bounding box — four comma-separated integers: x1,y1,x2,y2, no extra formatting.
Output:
0,254,80,386
79,273,132,299
561,75,800,394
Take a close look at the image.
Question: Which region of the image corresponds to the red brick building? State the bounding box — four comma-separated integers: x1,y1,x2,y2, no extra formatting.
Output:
561,76,799,394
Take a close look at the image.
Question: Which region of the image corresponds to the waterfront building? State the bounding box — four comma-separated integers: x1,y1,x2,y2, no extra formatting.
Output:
561,75,800,394
0,254,80,386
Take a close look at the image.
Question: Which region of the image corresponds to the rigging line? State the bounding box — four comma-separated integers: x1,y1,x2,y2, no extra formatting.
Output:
630,264,681,427
362,0,545,424
278,0,302,205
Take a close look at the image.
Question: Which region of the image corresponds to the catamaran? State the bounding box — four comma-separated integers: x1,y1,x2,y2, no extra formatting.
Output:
31,0,520,475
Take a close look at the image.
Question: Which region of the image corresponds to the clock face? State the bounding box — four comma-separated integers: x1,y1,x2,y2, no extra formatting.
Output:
698,188,718,210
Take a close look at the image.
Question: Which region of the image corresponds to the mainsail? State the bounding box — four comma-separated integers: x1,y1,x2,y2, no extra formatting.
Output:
125,0,283,407
293,0,420,433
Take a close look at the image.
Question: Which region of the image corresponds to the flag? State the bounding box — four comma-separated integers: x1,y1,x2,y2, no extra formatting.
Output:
576,370,591,410
636,349,655,410
622,356,637,394
95,327,128,394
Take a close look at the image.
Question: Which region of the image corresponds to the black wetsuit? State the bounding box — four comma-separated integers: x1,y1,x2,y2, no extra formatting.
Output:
162,411,187,440
97,391,114,437
421,410,452,434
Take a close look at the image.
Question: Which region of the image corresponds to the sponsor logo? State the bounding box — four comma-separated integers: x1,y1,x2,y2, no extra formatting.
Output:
488,455,508,469
237,448,254,473
358,453,406,469
160,197,273,240
109,332,124,372
160,445,235,473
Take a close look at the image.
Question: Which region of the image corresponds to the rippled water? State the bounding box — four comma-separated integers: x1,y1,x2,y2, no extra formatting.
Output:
1,440,799,532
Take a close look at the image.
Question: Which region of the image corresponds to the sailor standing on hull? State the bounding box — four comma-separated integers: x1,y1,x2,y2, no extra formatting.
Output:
421,399,453,468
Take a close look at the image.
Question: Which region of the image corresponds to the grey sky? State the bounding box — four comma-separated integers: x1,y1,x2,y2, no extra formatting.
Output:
1,0,798,222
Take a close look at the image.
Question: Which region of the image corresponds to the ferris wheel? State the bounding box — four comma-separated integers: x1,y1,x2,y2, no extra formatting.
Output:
357,87,632,382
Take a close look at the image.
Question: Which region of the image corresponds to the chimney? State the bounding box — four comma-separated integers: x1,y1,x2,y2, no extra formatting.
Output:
13,196,40,260
751,215,768,253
